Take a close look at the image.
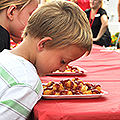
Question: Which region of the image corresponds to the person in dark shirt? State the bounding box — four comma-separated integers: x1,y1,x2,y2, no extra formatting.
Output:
118,0,120,22
0,25,10,51
85,0,111,47
0,0,38,52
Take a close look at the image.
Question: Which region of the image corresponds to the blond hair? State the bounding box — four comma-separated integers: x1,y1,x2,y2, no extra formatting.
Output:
0,0,32,11
0,0,32,25
23,0,93,55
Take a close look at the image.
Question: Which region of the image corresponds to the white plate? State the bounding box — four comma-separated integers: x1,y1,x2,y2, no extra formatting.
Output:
42,90,108,99
46,66,87,76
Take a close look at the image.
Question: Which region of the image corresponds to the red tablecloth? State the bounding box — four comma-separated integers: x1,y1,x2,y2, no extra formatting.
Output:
32,44,120,120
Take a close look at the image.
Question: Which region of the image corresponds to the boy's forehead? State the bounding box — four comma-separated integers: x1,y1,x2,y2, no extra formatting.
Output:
61,46,86,58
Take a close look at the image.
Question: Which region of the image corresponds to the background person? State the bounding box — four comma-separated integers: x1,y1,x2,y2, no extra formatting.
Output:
85,0,111,47
118,0,120,22
0,0,38,52
0,1,93,119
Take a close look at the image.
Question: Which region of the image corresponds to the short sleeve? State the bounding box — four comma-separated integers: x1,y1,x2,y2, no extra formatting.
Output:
99,8,109,19
0,84,42,120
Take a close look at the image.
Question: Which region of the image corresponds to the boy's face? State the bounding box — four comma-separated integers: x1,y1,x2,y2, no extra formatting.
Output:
36,45,87,77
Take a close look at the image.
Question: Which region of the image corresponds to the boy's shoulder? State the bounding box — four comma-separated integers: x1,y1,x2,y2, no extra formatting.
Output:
0,49,37,80
0,49,41,92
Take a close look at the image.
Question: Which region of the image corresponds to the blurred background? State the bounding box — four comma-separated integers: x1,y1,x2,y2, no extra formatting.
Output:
37,0,120,49
38,0,119,33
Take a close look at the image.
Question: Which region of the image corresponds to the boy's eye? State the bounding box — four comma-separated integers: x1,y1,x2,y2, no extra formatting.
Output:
61,60,65,64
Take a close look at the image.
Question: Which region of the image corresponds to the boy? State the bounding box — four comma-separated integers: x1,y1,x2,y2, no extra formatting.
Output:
0,0,92,119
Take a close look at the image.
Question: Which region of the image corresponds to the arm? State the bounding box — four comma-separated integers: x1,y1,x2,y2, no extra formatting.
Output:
0,86,41,120
93,14,108,41
118,0,120,22
0,71,42,120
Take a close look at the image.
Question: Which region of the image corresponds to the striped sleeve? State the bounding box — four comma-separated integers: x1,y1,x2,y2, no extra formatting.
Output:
0,65,42,120
0,99,30,119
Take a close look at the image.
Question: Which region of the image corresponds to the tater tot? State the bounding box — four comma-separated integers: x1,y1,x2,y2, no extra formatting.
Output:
67,91,73,95
43,90,52,95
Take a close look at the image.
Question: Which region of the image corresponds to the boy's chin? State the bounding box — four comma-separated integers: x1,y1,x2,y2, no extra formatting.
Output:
39,73,49,77
39,74,46,77
39,71,53,77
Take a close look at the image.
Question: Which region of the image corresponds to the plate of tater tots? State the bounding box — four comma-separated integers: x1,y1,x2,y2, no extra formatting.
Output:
46,65,87,76
42,77,108,99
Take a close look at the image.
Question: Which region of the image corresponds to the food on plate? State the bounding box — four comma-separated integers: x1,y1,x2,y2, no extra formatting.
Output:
43,77,102,95
54,65,84,73
46,65,87,76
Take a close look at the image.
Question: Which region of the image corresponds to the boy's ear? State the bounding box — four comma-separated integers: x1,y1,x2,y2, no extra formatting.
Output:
37,37,52,51
7,5,17,21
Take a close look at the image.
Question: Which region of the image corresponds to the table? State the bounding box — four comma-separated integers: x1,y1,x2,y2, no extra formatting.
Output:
32,44,120,120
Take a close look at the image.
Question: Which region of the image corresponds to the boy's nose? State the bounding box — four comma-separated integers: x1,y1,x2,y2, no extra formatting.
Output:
59,65,67,72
